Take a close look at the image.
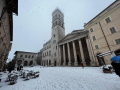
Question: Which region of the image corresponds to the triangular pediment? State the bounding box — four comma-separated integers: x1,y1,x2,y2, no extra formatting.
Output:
59,33,80,42
58,30,88,44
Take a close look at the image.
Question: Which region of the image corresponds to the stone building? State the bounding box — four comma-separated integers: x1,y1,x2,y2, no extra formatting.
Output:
41,9,94,67
37,49,43,65
14,51,37,66
0,0,18,71
84,0,120,66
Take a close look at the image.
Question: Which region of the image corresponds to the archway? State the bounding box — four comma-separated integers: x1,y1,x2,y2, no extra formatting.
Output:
54,61,56,66
114,49,120,56
24,61,28,66
49,60,51,66
47,60,48,66
97,53,105,66
29,61,33,66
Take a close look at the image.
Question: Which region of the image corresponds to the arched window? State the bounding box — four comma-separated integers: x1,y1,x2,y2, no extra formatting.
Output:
59,21,61,25
55,14,57,18
56,21,57,25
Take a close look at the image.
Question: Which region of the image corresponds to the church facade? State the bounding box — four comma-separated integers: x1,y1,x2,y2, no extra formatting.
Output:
41,9,95,67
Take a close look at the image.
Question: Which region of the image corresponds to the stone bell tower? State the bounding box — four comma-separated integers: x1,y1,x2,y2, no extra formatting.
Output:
51,8,65,66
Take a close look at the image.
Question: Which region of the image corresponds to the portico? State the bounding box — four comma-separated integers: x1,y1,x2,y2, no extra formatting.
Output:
58,30,95,66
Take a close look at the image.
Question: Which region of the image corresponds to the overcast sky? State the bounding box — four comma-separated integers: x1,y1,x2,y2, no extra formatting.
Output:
8,0,115,61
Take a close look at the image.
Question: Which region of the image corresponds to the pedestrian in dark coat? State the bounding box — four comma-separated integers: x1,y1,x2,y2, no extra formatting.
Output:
17,66,19,71
20,65,23,71
111,60,120,77
81,62,84,68
8,66,12,73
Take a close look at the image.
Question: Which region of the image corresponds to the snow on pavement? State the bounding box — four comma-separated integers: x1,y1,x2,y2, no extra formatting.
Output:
0,66,120,90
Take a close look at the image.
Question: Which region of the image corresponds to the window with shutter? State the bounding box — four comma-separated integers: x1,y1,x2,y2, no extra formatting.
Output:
95,45,99,49
25,55,27,58
105,17,111,23
92,36,96,41
115,38,120,45
90,28,93,32
110,27,116,34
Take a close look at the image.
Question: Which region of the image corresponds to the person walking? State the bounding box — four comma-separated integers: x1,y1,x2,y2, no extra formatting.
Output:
81,62,84,68
8,66,12,73
17,66,19,71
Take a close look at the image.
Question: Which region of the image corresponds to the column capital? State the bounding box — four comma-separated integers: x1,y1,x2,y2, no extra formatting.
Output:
78,38,81,41
85,35,89,39
72,40,75,43
63,43,65,46
67,42,69,44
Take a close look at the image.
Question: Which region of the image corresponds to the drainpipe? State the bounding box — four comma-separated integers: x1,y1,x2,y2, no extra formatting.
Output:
99,22,111,51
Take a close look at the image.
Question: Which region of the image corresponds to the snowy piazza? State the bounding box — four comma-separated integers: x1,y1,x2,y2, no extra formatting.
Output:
0,0,120,90
0,66,120,90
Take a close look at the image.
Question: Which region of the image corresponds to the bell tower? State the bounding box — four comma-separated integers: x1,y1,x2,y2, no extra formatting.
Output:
51,8,65,66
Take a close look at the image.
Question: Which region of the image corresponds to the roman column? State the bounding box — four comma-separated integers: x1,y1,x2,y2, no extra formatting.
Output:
86,37,95,66
78,39,86,66
59,46,61,66
67,42,71,66
72,41,78,66
47,60,48,66
63,44,66,66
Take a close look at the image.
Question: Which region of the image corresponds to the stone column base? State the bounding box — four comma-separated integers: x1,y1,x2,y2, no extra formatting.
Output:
68,62,71,66
82,61,86,67
74,62,78,66
90,61,96,66
63,62,66,66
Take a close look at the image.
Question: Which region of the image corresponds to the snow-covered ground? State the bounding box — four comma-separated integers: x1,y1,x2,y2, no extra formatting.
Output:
0,66,120,90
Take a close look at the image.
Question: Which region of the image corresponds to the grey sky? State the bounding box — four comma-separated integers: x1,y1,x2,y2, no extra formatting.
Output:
8,0,115,61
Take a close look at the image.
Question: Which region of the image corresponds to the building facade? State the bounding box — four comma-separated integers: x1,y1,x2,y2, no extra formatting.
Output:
84,0,120,66
0,0,18,71
14,51,37,66
37,49,43,65
41,9,94,67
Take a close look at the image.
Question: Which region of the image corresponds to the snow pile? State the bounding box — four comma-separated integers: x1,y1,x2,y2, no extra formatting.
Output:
100,65,112,69
0,66,120,90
